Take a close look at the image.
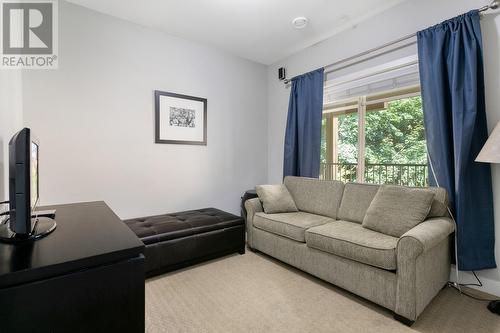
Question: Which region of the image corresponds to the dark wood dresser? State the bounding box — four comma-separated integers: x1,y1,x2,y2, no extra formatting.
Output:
0,201,145,333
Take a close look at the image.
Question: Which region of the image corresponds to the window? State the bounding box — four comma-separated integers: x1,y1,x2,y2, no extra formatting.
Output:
320,85,428,186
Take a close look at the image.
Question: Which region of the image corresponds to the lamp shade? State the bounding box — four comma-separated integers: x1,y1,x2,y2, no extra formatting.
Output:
476,121,500,163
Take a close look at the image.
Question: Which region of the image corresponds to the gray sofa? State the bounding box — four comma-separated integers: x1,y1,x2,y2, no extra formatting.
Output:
245,176,455,325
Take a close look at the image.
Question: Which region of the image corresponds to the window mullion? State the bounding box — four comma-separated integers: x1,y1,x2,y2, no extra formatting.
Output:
357,96,366,182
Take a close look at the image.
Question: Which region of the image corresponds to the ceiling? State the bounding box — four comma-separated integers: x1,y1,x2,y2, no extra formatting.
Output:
66,0,405,65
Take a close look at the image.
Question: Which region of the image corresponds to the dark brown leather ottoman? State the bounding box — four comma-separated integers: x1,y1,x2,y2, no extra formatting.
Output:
124,208,245,277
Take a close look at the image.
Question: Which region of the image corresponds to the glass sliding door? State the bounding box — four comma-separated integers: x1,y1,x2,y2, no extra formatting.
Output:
320,86,428,187
364,88,427,186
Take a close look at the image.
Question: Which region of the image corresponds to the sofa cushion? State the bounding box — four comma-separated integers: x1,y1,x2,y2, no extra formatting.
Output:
424,186,448,218
255,184,298,214
253,212,334,242
338,183,449,223
362,185,435,237
284,176,344,219
305,220,398,270
337,183,380,223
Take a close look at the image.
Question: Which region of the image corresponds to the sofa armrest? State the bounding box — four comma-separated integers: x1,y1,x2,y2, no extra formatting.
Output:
244,198,263,248
395,217,454,321
397,217,455,259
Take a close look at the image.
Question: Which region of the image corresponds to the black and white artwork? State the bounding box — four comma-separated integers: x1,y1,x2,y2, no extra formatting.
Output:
155,90,207,145
169,107,196,128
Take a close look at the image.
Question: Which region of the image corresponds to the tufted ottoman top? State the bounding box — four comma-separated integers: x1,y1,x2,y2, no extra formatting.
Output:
123,208,244,245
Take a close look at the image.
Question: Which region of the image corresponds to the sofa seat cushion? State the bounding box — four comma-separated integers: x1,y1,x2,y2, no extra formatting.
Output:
305,220,398,270
253,212,334,242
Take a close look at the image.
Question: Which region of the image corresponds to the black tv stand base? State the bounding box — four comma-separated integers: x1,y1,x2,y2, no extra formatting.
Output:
0,217,56,243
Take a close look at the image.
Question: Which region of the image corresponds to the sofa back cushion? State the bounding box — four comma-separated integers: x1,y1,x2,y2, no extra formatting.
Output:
338,183,380,223
284,176,344,219
338,183,449,223
362,185,435,237
424,186,448,217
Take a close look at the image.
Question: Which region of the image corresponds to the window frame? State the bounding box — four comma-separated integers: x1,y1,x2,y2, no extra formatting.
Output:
322,85,422,183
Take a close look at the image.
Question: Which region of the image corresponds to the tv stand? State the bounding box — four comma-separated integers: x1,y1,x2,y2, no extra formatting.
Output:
0,216,57,243
0,201,145,332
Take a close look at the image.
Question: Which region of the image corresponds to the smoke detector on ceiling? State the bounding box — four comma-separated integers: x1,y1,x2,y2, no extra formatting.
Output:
292,17,308,29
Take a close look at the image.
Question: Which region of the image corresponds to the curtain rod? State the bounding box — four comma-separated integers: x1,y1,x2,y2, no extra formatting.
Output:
283,0,500,85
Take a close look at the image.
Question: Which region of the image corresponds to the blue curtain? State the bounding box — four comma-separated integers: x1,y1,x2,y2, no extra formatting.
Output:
417,10,496,270
283,68,324,178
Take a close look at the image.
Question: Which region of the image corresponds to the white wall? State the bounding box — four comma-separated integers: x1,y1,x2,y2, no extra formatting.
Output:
267,0,500,296
22,1,268,218
0,71,23,200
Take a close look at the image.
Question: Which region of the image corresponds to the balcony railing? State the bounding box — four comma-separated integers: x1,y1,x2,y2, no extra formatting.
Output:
320,162,428,187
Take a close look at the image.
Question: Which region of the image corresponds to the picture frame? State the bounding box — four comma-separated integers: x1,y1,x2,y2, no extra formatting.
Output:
154,90,207,145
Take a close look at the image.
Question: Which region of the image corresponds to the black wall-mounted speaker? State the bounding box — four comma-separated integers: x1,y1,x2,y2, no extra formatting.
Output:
278,67,286,81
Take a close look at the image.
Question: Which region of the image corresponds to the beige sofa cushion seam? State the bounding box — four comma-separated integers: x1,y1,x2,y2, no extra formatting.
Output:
256,213,333,229
254,214,306,241
255,214,315,230
253,223,303,242
306,242,396,270
306,230,396,252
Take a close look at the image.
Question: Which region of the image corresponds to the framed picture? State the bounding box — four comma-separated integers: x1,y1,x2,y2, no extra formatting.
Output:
154,90,207,145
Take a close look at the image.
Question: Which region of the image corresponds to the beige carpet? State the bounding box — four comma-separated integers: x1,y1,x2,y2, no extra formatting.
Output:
145,251,500,333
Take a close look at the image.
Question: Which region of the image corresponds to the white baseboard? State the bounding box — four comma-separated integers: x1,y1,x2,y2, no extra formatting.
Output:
449,266,500,298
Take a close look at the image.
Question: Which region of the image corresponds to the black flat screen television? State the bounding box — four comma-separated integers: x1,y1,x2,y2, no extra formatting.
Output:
8,127,39,235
